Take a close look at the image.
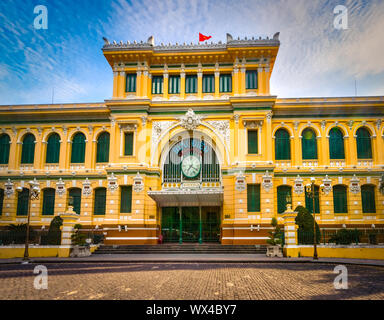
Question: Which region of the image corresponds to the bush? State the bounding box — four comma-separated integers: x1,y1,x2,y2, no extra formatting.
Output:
267,217,283,246
92,234,104,244
45,216,63,245
294,206,320,244
329,229,361,245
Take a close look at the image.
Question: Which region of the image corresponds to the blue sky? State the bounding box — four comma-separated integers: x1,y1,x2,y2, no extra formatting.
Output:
0,0,384,105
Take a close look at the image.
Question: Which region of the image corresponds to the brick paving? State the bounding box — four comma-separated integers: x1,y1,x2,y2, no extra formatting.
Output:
0,262,383,300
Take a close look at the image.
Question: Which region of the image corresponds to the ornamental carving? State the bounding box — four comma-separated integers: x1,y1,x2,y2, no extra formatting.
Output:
350,174,360,194
322,175,332,195
262,171,273,192
82,178,92,197
4,179,14,198
151,121,176,151
178,109,204,131
235,171,246,192
205,120,230,146
56,178,66,197
133,172,144,192
293,175,304,195
108,173,118,192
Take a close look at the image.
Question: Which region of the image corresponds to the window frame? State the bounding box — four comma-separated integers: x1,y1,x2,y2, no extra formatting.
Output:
247,184,261,212
247,129,258,155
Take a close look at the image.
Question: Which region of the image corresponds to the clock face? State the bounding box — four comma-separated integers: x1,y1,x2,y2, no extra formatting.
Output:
181,155,201,178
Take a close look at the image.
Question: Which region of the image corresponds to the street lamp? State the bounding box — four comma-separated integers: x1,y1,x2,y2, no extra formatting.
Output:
305,180,325,260
16,179,40,263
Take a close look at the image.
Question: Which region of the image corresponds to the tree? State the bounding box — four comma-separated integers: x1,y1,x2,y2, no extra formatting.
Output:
294,205,320,244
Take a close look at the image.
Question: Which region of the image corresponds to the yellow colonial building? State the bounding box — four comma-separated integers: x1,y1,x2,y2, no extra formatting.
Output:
0,33,384,245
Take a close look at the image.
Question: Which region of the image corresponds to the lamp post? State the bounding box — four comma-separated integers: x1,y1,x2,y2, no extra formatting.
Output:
305,179,325,260
16,179,40,263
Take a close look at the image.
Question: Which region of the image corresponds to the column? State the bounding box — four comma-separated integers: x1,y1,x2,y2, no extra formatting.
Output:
240,65,246,95
199,206,202,244
112,71,118,98
232,68,239,95
118,71,125,98
179,206,182,244
163,72,169,100
264,66,270,95
34,139,43,170
59,207,79,257
142,70,148,98
8,133,18,170
84,133,92,170
214,71,220,98
136,70,142,98
180,71,186,99
197,71,203,99
147,74,152,99
266,112,273,162
346,136,357,167
61,128,69,171
257,67,264,95
281,206,299,257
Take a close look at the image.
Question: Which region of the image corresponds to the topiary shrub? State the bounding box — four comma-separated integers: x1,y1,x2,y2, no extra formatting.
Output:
267,217,283,246
294,206,320,244
329,229,361,245
41,216,63,245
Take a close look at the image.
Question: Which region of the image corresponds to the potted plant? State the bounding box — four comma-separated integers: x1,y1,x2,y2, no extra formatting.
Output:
70,224,91,257
266,217,283,257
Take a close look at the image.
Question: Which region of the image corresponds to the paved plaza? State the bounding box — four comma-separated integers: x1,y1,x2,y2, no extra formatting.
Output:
0,262,383,300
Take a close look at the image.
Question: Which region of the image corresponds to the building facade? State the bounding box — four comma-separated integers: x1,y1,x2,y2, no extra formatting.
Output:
0,33,384,245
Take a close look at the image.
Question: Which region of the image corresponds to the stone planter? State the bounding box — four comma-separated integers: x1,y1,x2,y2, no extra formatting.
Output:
70,245,91,257
266,245,283,257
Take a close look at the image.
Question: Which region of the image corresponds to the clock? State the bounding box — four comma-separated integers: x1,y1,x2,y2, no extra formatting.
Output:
181,155,201,178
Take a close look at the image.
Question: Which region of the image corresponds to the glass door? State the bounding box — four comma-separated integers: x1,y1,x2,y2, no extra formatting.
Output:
161,207,180,242
202,207,220,242
182,207,200,242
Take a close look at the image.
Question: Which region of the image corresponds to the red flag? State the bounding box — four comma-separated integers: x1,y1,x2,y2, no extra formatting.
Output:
199,32,212,42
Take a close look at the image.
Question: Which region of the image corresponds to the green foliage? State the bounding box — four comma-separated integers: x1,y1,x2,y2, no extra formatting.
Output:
294,206,320,244
93,234,104,244
49,216,63,230
2,224,36,244
267,217,283,246
41,216,63,245
74,224,82,230
329,229,361,245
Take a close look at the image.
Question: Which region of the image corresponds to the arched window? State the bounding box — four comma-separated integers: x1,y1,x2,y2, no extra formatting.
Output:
71,132,86,163
329,127,345,159
21,133,36,164
42,188,55,215
96,132,110,163
0,134,10,164
305,185,320,214
356,127,372,159
0,188,4,216
277,186,292,214
361,185,376,213
68,188,82,215
301,128,317,159
94,188,106,215
46,133,60,163
275,129,291,160
333,185,348,214
17,188,29,216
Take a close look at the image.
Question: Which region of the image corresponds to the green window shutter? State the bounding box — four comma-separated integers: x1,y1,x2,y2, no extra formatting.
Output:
46,133,60,163
0,134,10,164
305,185,320,214
71,132,86,163
329,127,345,159
302,128,318,159
17,188,29,216
124,132,134,156
219,74,232,92
96,132,110,163
246,70,258,89
69,188,81,215
152,76,163,94
361,185,376,213
21,134,35,164
0,188,4,215
185,75,197,93
333,185,348,213
42,188,55,215
248,130,258,154
247,184,260,212
203,75,214,93
356,127,372,159
277,186,291,214
120,186,132,213
94,188,106,215
275,129,291,160
126,74,137,92
169,76,180,94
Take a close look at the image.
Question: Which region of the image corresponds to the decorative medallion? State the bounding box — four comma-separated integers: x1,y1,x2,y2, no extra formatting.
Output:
107,173,118,192
82,178,92,197
4,178,14,198
293,175,304,195
56,178,66,197
322,175,332,195
235,171,246,192
262,170,273,192
350,174,360,194
178,109,204,131
133,172,144,193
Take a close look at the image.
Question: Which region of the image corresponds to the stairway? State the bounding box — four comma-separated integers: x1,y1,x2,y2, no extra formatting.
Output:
93,243,267,255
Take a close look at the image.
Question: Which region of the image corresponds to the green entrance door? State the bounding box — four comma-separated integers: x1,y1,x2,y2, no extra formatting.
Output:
182,207,200,242
161,207,180,242
202,208,220,242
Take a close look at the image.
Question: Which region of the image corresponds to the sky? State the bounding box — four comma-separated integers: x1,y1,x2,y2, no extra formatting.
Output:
0,0,384,105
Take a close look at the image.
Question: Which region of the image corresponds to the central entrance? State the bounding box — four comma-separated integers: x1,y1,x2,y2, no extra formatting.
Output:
161,206,221,243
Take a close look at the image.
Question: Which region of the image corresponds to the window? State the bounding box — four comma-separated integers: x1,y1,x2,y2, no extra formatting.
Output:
277,186,291,214
246,70,258,89
124,132,134,156
302,128,318,159
152,76,163,94
17,188,29,216
329,127,345,159
42,188,55,215
94,188,106,215
0,189,4,216
96,132,110,163
185,75,197,93
361,185,376,213
247,184,260,212
275,129,291,160
120,186,132,213
46,133,60,163
0,134,10,164
333,185,348,214
219,74,232,92
248,130,258,154
126,74,136,93
168,75,180,94
305,185,320,214
68,188,81,215
202,74,215,93
21,133,35,164
71,132,86,163
356,127,372,159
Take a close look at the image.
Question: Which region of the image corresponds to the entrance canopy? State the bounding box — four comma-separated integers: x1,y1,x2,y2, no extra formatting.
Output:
148,189,223,207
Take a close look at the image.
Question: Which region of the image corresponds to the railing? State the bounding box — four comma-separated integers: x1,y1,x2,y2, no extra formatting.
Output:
0,230,61,246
